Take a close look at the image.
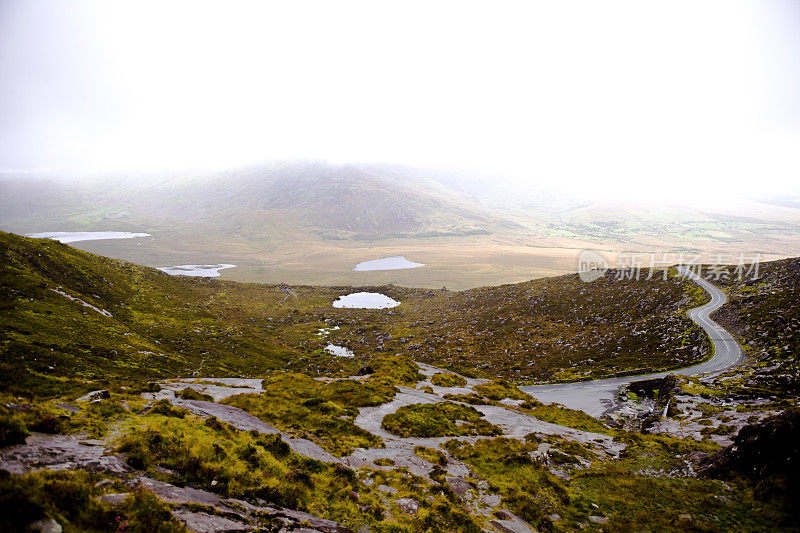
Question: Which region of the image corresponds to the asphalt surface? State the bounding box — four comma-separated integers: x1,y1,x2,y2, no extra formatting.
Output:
520,268,744,417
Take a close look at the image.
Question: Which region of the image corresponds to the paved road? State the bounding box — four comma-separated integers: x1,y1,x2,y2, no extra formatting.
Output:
520,268,744,417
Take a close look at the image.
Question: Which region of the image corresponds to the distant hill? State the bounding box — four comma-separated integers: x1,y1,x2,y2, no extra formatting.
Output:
0,161,516,240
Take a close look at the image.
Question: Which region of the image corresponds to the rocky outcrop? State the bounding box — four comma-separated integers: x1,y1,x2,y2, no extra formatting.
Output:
75,390,110,403
699,408,799,487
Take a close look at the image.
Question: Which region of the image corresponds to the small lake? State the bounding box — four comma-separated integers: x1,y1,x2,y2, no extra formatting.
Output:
353,256,425,271
332,292,400,309
324,344,355,357
26,231,151,243
158,264,236,277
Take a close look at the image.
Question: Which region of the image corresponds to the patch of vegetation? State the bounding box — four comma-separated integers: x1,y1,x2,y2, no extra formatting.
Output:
430,372,467,388
149,399,189,419
382,402,501,438
444,437,569,531
473,379,531,401
357,468,482,533
442,393,492,405
0,469,185,532
373,458,395,466
223,372,387,456
176,388,215,402
526,404,611,435
413,446,448,466
447,432,793,532
0,413,29,448
116,412,385,527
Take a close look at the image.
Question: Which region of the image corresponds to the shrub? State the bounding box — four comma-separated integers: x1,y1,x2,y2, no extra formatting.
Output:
0,414,29,447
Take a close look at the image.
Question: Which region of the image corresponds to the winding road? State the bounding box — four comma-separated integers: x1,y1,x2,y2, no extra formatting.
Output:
520,268,745,417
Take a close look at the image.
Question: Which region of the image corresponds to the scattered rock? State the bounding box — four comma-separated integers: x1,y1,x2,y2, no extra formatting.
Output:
589,515,608,524
94,478,114,488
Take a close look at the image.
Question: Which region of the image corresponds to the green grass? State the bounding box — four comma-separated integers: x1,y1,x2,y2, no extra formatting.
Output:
381,402,502,438
176,388,215,402
446,432,794,532
413,446,448,466
222,373,386,456
526,404,611,435
430,372,467,388
0,231,713,398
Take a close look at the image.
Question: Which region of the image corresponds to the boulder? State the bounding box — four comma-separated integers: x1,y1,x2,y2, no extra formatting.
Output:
26,518,62,533
76,390,110,403
394,498,419,515
699,408,799,505
97,493,129,506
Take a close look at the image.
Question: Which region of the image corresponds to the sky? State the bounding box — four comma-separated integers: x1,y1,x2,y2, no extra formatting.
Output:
1,0,799,202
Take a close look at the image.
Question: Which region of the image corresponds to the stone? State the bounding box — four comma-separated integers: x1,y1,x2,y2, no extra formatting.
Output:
489,508,537,533
76,390,110,402
394,498,419,515
172,509,251,532
446,476,474,497
377,484,397,494
94,478,114,488
55,403,79,413
589,515,608,523
27,518,62,533
97,493,130,506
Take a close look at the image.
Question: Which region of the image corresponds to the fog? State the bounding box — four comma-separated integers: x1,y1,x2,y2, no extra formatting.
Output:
1,0,799,204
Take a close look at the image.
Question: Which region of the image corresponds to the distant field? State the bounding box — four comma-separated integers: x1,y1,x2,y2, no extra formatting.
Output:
64,228,793,290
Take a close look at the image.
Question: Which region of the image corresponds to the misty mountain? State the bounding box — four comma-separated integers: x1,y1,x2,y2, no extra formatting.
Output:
0,161,518,240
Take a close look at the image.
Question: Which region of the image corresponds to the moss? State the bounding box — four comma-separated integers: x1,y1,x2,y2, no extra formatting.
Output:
382,402,501,438
373,458,395,466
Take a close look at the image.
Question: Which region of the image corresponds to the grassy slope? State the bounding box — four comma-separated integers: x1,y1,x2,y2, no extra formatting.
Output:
0,231,712,399
708,257,800,396
2,231,797,531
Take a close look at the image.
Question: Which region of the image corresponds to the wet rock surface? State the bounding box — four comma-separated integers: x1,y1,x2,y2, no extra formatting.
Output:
0,433,128,475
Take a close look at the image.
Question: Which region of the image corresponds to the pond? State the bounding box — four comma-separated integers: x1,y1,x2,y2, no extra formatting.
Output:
26,231,151,243
332,292,400,309
158,264,236,277
353,256,425,271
